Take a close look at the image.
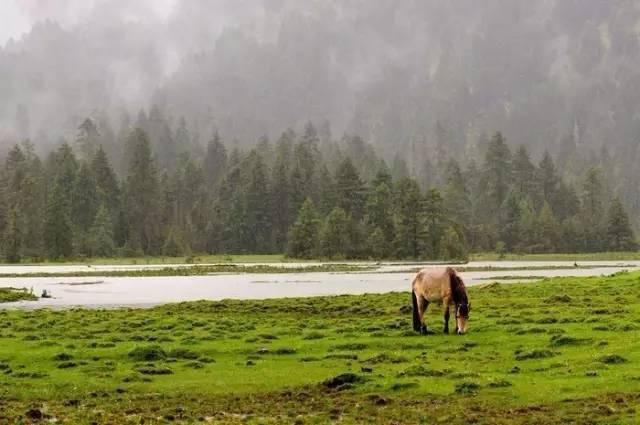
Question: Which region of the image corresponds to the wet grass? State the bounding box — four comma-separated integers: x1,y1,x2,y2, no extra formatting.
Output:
0,273,639,423
0,287,37,303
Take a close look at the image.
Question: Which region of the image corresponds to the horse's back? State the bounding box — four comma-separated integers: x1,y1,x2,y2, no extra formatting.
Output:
412,267,452,302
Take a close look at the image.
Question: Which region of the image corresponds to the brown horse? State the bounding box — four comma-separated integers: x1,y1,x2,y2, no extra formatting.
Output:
411,267,470,335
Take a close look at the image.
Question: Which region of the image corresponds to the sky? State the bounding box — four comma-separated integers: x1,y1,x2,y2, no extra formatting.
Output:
0,0,176,45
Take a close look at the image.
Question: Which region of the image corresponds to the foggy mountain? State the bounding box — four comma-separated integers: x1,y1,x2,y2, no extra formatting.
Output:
2,0,640,160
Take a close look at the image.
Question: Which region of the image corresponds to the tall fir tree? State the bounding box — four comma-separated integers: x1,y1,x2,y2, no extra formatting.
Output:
606,198,637,251
393,178,423,259
203,132,228,189
287,198,321,258
334,157,366,220
90,205,115,257
319,207,349,258
124,128,161,255
44,179,73,259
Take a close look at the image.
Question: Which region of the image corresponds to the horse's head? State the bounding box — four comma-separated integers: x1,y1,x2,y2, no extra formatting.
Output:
456,303,471,335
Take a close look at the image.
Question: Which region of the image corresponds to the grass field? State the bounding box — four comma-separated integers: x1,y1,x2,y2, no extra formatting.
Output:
1,273,639,423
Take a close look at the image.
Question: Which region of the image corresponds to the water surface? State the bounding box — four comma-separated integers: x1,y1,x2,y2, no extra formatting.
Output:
1,261,635,309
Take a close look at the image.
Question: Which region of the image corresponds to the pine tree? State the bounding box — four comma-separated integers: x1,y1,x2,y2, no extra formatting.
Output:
4,206,23,263
287,198,320,258
317,165,336,216
89,205,115,257
91,146,122,244
44,179,73,259
72,163,99,254
442,159,471,236
203,132,228,189
334,157,366,219
393,178,423,259
163,226,187,257
580,167,605,252
271,155,291,252
124,128,161,255
537,202,559,252
500,191,523,252
363,227,383,260
244,151,272,253
512,145,536,199
147,105,176,172
537,151,560,210
219,167,248,253
75,117,100,161
372,161,393,189
320,207,349,258
365,183,395,252
423,188,445,258
439,227,467,260
606,198,637,251
481,132,511,221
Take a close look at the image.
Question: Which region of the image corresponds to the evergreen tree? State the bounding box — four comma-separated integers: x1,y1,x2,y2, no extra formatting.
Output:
512,145,536,199
365,183,395,252
320,207,349,258
72,163,98,253
372,161,393,189
89,205,115,257
4,206,23,263
537,151,560,209
92,146,122,244
270,155,291,252
44,179,73,259
75,117,100,161
500,191,523,251
244,151,272,253
537,202,560,252
481,132,511,221
368,227,386,260
317,165,336,216
219,167,248,253
439,226,467,260
393,178,423,259
580,167,605,251
124,128,161,255
442,159,471,236
334,157,366,219
163,226,187,257
606,198,637,251
203,132,228,188
423,188,445,258
287,198,320,258
147,105,176,172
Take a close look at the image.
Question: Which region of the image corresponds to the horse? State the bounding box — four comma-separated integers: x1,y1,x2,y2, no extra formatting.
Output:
411,267,470,335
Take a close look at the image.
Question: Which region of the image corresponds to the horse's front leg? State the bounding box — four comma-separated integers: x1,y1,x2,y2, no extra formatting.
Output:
443,302,450,334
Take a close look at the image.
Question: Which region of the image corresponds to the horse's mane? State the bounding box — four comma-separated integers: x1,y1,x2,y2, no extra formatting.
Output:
447,268,468,305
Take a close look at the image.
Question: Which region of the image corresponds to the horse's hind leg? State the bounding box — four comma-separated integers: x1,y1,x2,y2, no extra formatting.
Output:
420,299,432,335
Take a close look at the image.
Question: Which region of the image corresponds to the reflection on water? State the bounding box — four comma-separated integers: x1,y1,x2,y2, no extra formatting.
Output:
0,261,637,309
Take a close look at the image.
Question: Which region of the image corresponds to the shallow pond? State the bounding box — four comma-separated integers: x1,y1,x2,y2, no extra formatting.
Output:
0,261,637,308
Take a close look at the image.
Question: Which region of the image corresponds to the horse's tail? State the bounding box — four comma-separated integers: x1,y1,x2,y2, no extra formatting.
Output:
411,290,421,332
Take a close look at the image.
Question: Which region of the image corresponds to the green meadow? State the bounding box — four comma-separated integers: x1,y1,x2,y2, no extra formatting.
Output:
1,273,639,424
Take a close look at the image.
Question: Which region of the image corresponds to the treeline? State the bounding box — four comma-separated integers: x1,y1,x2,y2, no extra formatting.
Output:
0,123,636,262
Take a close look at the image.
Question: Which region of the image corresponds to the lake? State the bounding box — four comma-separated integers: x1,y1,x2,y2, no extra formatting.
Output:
1,260,637,308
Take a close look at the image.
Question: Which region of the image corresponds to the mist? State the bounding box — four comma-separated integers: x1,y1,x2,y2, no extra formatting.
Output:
1,0,640,159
